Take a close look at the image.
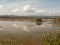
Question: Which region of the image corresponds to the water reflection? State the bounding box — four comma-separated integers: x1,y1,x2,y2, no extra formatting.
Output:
0,19,59,32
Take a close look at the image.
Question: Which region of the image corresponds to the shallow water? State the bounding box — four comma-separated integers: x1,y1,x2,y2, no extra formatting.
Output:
0,19,59,32
0,20,60,45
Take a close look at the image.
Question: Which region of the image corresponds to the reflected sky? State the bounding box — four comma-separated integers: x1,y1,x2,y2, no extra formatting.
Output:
0,20,59,33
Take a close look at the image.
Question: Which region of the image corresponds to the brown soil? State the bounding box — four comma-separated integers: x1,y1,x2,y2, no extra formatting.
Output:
23,40,44,45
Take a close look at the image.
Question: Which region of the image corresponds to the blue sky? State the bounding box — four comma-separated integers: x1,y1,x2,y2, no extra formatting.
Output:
0,0,60,16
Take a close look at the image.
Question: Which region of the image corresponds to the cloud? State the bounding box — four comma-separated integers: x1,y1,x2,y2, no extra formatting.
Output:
23,4,31,12
36,9,46,13
0,4,51,15
11,9,19,13
5,4,50,15
0,0,59,15
22,4,50,15
0,5,3,9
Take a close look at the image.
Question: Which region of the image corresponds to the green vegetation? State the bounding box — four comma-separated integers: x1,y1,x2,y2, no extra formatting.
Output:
36,19,42,25
0,32,60,45
42,32,60,45
0,38,21,45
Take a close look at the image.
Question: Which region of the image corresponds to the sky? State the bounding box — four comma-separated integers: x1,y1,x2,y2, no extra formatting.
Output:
0,0,60,16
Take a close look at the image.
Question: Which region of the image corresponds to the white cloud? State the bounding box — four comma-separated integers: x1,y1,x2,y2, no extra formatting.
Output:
22,4,50,15
0,0,59,16
36,9,46,13
0,5,3,9
23,4,31,11
0,4,51,15
11,9,19,13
